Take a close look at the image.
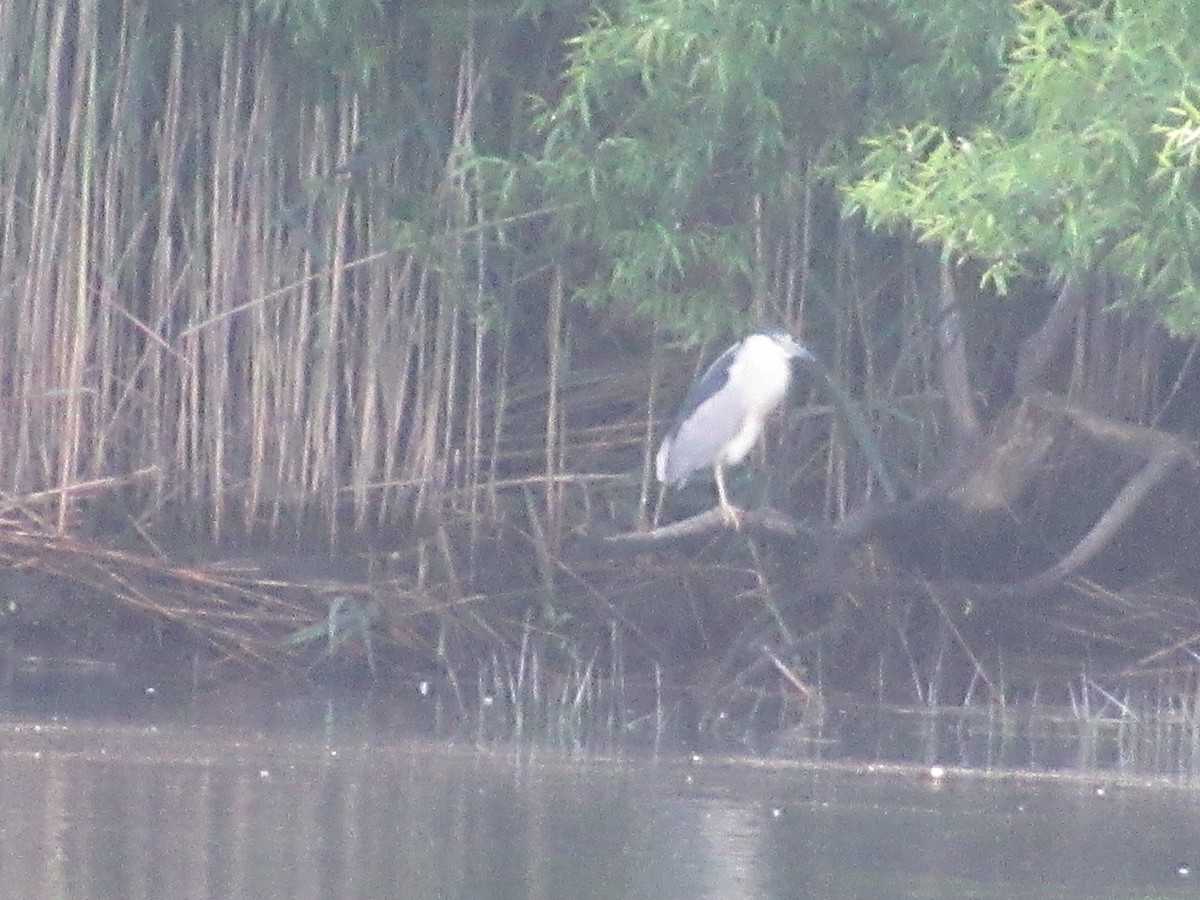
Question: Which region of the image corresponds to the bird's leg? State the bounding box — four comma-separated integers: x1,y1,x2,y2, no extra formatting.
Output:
714,464,741,529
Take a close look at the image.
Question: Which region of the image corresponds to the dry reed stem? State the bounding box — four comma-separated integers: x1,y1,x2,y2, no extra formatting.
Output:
0,512,314,663
0,9,513,542
0,4,651,557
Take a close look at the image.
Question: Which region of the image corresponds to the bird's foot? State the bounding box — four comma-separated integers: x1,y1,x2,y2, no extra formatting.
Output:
717,501,743,530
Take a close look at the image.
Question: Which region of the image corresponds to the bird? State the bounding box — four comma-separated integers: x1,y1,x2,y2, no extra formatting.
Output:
655,327,815,526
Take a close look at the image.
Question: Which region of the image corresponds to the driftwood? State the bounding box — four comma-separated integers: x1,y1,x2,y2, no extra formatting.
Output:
598,391,1197,597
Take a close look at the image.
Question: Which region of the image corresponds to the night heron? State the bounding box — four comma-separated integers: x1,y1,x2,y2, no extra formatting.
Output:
655,328,815,525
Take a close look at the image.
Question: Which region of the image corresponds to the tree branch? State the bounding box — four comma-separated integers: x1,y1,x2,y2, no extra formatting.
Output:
595,506,816,551
1019,393,1199,592
938,258,981,446
1015,276,1086,395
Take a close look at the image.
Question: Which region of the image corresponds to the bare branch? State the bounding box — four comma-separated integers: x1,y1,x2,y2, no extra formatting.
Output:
1018,393,1200,592
1015,276,1086,395
938,259,981,445
595,506,815,551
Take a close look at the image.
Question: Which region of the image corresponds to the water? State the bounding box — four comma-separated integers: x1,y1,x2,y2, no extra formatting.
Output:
0,708,1197,899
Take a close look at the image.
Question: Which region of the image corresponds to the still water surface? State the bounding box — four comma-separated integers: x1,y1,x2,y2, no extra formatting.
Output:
0,703,1197,899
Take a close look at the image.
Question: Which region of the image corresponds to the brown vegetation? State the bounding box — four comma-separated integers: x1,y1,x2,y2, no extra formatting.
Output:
0,3,1198,734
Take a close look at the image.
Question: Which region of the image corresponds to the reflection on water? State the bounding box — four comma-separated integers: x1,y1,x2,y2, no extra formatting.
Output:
778,700,1200,778
0,709,1198,900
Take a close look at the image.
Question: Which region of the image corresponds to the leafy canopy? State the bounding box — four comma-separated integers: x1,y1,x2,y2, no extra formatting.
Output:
847,0,1200,333
508,0,1013,336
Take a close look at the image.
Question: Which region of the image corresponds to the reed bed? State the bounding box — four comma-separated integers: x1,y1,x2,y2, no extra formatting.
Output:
0,2,529,540
0,0,1196,750
0,495,314,669
0,0,687,686
0,5,835,549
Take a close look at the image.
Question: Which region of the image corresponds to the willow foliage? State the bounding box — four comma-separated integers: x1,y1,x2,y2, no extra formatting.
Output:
847,0,1200,333
512,0,1013,336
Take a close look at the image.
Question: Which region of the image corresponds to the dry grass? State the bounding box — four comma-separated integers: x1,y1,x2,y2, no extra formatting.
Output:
0,3,575,543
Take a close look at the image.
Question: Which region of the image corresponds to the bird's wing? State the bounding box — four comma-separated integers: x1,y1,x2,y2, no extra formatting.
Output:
658,363,749,484
657,340,740,484
668,340,739,433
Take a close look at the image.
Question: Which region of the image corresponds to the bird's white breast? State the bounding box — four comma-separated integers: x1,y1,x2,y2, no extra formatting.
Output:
718,334,794,465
